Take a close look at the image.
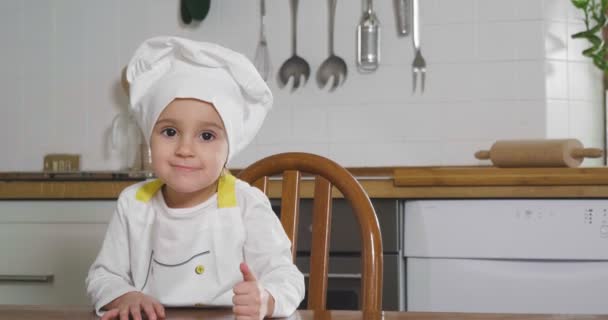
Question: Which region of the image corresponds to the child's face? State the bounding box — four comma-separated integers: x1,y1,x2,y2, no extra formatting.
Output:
150,98,228,204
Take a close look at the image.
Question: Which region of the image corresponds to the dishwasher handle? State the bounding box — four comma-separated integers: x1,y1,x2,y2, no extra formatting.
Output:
0,274,54,283
303,272,362,280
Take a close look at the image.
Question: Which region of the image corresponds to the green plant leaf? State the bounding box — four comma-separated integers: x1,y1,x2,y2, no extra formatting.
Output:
588,34,603,46
572,30,590,39
570,0,608,73
583,46,598,57
572,0,590,9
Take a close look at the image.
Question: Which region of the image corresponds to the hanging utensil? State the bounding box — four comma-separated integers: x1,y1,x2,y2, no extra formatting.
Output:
394,0,410,36
316,0,348,91
253,0,271,81
356,0,380,72
278,0,310,91
411,0,426,93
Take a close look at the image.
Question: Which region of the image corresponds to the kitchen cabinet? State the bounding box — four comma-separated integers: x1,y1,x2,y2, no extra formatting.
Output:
271,198,404,311
0,200,115,306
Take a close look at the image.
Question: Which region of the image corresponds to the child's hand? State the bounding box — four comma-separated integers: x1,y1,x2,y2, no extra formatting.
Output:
232,262,275,319
101,291,165,320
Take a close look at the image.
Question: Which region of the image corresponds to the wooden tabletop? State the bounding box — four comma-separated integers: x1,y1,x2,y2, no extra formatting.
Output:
0,306,606,320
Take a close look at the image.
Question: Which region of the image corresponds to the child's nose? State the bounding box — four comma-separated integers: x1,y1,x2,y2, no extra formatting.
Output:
175,138,195,157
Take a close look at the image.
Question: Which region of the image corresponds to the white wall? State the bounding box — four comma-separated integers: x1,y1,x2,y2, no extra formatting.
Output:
0,0,602,171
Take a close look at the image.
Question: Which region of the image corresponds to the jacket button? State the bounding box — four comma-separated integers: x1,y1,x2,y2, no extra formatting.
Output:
195,265,205,275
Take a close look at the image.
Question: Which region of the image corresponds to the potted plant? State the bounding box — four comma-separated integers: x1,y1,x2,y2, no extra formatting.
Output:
571,0,607,164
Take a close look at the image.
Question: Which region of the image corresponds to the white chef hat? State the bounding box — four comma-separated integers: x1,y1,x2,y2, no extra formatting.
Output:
125,36,272,163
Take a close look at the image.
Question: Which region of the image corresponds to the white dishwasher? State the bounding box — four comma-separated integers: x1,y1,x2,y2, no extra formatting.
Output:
404,199,608,314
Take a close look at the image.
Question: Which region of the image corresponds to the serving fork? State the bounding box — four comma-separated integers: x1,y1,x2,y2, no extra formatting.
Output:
411,0,426,93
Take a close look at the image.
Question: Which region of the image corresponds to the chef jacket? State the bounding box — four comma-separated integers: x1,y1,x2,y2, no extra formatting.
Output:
86,174,305,317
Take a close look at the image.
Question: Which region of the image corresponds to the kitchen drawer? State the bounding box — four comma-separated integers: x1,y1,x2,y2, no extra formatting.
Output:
0,200,114,305
295,254,403,310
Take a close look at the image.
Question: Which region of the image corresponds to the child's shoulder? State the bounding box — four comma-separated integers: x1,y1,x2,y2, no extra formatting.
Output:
117,179,162,206
234,178,271,206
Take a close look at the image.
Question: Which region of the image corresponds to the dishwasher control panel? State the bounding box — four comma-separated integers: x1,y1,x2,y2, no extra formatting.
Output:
404,199,608,260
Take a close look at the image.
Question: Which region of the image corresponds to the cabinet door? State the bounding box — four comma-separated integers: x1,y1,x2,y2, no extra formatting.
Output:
0,200,114,305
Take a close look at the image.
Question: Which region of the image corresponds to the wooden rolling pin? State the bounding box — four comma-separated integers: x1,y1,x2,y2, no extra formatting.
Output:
474,139,603,168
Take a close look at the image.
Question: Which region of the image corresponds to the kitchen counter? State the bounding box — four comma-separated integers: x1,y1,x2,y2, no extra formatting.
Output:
1,166,608,199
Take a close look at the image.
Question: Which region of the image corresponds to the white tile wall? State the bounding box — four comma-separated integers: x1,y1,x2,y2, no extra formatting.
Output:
0,0,603,170
543,0,605,167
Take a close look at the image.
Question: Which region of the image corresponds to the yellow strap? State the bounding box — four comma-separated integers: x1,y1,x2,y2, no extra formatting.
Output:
135,179,164,203
217,172,237,208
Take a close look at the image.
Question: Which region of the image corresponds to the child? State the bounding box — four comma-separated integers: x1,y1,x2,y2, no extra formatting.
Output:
86,36,305,320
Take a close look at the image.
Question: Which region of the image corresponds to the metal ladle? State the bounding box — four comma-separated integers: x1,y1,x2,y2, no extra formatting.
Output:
316,0,347,91
278,0,310,91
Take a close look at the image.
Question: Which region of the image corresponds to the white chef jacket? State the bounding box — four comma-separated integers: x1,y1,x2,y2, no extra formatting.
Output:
86,175,305,317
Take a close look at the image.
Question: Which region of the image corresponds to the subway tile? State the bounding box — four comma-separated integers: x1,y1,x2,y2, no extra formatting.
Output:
440,101,545,141
568,62,603,101
328,143,372,167
472,62,518,100
545,60,568,100
292,105,329,143
515,21,545,59
516,60,546,100
368,141,443,166
545,22,568,60
118,0,149,64
394,103,442,140
569,100,604,141
435,0,475,24
327,106,390,143
422,63,476,101
476,0,518,21
477,22,518,61
515,0,544,20
440,140,498,166
145,0,182,39
424,24,476,63
256,103,293,144
228,143,259,169
543,0,569,22
545,100,570,138
53,0,88,153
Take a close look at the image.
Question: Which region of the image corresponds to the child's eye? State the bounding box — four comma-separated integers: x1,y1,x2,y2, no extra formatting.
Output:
161,128,177,137
200,132,215,141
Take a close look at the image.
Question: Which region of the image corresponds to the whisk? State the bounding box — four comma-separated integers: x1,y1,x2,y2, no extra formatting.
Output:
254,0,271,81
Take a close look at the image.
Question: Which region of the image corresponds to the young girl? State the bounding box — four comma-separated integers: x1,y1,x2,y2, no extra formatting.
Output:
86,36,305,320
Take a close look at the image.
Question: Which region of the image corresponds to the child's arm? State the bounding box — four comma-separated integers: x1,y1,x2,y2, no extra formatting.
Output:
85,199,141,316
240,193,306,318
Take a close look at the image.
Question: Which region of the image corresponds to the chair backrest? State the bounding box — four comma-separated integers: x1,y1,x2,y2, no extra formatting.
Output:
237,152,383,312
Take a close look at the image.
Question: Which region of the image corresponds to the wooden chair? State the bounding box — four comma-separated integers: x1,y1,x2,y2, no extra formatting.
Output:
237,152,383,312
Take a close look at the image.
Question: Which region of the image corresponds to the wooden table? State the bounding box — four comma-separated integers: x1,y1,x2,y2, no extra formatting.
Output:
0,306,606,320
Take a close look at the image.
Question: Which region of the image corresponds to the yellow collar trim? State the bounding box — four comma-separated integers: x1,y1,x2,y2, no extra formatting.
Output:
217,172,237,208
134,173,237,208
135,179,165,203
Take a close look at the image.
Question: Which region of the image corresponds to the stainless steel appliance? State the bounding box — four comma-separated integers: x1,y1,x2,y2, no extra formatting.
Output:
271,198,404,310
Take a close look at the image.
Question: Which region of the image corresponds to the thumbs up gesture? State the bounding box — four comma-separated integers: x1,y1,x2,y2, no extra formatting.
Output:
232,262,275,319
